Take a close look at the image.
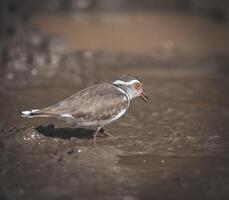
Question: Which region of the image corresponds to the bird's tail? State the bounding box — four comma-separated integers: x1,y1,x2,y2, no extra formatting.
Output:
21,109,50,118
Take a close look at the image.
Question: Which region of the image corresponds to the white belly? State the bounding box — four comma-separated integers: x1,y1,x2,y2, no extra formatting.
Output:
100,107,127,126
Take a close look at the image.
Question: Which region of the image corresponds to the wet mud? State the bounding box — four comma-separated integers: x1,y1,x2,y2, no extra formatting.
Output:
1,5,229,200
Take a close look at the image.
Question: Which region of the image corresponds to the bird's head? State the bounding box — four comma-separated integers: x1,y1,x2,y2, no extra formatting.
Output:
112,75,149,102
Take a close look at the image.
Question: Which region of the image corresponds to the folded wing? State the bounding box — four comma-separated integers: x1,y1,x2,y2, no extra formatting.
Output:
40,83,129,123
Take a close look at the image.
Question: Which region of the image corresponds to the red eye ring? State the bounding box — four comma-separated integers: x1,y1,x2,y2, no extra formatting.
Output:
134,83,141,90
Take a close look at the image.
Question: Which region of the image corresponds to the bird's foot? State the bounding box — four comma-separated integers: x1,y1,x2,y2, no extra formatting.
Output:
99,128,116,138
92,127,116,144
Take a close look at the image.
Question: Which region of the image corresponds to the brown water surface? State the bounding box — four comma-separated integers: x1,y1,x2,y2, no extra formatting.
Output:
32,13,229,58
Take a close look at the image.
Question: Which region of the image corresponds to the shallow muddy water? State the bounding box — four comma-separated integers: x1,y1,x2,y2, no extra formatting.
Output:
1,13,229,200
32,13,229,58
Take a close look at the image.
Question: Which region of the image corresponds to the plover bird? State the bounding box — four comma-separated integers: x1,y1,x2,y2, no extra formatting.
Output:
21,75,148,141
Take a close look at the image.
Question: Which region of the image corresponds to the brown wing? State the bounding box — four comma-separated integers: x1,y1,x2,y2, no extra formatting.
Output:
40,83,128,122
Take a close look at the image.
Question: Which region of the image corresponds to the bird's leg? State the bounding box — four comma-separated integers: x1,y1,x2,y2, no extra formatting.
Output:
99,128,116,138
93,126,101,144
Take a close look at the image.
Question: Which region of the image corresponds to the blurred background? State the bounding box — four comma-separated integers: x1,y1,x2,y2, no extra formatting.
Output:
0,0,229,89
0,1,229,200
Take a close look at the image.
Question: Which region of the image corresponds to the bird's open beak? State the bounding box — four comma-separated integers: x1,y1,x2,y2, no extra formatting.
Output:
140,92,149,103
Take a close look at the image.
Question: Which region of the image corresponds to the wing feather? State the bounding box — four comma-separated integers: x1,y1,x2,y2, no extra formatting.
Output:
40,84,128,122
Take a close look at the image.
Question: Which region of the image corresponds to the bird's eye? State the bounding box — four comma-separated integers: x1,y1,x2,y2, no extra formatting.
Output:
134,83,141,90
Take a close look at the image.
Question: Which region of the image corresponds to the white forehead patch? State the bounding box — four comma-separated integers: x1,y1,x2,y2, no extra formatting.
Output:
113,79,140,85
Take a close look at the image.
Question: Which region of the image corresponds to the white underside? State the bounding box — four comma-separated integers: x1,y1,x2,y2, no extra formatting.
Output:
60,114,75,118
101,107,127,126
21,108,128,127
60,106,128,127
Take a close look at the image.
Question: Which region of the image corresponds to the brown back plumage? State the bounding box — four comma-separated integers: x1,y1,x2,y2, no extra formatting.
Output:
40,83,128,124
